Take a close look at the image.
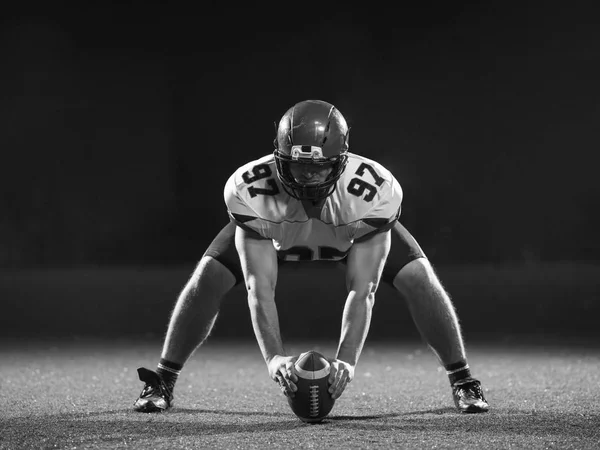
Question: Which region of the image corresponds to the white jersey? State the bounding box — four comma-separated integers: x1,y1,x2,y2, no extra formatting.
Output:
224,152,403,261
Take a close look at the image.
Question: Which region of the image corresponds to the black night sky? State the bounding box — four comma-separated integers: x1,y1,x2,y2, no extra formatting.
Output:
1,2,599,267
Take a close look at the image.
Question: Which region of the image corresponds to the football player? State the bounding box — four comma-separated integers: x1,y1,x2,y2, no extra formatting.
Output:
133,99,489,414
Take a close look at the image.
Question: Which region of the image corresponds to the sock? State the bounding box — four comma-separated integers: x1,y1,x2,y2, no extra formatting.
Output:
157,358,183,392
445,360,471,386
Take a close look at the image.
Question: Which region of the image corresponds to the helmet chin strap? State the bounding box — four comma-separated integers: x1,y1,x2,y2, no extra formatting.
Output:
279,178,335,202
292,175,322,185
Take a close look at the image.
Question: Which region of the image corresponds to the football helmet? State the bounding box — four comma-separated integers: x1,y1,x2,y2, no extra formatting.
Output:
274,100,350,201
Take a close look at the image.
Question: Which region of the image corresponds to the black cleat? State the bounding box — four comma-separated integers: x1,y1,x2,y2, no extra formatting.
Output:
133,367,174,413
452,378,489,413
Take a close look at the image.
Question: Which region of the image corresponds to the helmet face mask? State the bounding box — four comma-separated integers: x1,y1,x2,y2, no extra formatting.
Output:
275,154,342,201
274,100,350,202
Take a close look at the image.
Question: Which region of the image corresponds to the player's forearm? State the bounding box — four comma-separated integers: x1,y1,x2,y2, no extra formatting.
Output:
336,289,375,366
247,290,286,364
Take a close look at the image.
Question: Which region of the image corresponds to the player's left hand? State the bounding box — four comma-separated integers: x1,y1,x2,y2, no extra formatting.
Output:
327,358,355,399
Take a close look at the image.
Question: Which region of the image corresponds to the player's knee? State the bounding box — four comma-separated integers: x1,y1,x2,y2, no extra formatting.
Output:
392,257,439,297
184,255,237,298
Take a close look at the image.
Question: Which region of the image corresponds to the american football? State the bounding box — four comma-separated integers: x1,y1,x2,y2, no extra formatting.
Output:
287,350,336,423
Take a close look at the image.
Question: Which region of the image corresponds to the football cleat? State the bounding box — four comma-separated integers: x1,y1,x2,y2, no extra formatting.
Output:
133,367,173,413
452,378,489,413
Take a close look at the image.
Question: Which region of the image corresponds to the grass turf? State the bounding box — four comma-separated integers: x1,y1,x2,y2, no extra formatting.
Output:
1,338,598,449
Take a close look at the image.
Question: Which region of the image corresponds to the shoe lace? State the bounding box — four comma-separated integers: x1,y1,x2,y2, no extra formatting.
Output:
457,381,483,399
140,382,165,399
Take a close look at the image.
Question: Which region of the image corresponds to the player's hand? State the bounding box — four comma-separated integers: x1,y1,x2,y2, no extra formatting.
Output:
268,355,299,398
328,358,355,399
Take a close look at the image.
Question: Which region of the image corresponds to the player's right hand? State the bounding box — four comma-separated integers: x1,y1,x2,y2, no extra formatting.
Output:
268,355,298,398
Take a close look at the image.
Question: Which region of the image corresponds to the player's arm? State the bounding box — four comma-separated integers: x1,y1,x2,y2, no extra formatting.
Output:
329,229,392,399
234,226,298,396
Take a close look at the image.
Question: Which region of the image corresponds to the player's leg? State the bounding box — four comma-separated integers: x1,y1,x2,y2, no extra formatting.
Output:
382,222,489,413
160,254,237,365
134,222,244,412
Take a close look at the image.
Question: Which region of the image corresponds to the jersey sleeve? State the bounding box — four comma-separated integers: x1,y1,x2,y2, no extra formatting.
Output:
223,171,272,240
352,175,403,243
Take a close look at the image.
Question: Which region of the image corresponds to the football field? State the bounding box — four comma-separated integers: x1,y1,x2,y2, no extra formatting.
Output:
1,337,599,449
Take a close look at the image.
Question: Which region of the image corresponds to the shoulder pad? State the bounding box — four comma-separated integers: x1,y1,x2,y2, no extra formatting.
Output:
330,153,403,225
224,154,296,237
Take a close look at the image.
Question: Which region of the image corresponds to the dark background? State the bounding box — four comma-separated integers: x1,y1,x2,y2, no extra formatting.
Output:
1,3,599,341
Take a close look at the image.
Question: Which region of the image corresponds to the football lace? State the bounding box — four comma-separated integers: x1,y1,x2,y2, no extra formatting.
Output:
309,385,319,417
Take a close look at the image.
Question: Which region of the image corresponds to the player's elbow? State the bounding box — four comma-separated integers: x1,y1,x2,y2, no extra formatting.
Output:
346,264,380,292
245,275,276,304
346,279,379,306
365,284,378,308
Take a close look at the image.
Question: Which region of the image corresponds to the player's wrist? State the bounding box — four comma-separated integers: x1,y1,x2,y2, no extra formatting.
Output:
266,353,287,365
334,351,358,367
